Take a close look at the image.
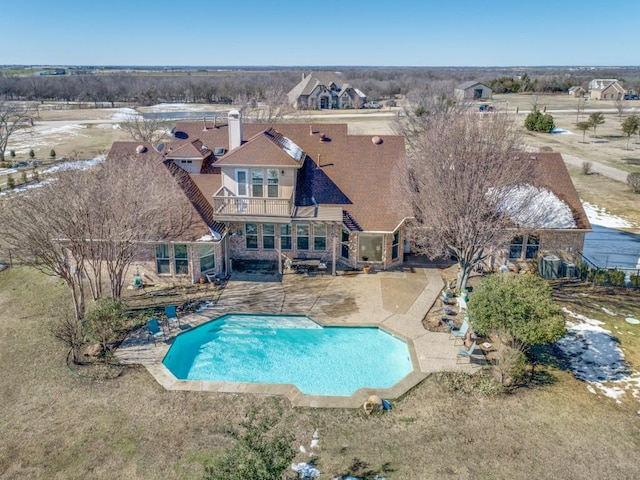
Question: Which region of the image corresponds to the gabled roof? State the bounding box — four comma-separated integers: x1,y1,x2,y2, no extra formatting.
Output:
456,80,489,90
166,139,212,159
288,71,363,101
214,127,304,167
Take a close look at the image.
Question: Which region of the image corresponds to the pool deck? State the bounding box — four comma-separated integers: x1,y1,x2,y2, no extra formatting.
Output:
115,267,484,408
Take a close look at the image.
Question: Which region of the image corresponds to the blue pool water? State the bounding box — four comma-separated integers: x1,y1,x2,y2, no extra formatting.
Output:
162,314,414,396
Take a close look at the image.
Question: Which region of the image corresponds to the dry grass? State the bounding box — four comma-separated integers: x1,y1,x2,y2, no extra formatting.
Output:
1,268,640,479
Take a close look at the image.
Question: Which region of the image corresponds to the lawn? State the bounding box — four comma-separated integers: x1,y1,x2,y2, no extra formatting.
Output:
1,267,639,479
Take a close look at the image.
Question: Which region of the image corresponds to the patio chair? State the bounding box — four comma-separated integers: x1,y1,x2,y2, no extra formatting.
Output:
147,318,166,345
449,318,469,343
165,304,181,330
457,295,467,313
456,341,477,363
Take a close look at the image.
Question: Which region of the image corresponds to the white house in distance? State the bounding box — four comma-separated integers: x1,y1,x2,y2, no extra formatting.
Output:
454,81,493,101
287,72,367,109
588,79,625,100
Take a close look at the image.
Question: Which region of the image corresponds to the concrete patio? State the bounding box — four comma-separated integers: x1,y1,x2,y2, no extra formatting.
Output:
115,266,484,408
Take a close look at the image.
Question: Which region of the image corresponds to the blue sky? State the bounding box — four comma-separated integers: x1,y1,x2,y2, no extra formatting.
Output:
1,0,638,66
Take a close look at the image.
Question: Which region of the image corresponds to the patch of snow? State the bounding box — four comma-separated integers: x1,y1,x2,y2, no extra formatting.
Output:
292,463,320,479
197,234,215,242
581,202,634,228
557,308,639,404
551,128,572,134
601,307,617,316
110,107,138,120
626,317,640,325
498,185,577,229
0,178,55,196
41,156,105,175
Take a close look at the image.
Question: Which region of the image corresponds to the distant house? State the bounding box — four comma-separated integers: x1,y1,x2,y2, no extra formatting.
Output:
287,72,367,109
454,81,493,101
588,79,625,100
568,86,586,98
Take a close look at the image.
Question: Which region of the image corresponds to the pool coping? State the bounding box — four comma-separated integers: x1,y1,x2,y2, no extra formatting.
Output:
115,268,482,408
153,315,428,409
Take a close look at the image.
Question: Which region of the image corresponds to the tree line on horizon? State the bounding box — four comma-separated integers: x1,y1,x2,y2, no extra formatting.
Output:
1,66,640,106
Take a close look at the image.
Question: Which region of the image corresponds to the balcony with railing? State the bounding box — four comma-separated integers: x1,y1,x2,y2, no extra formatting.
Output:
212,186,293,219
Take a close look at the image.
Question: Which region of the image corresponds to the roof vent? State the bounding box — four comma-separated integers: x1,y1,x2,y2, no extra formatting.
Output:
136,145,147,154
214,147,227,156
372,136,383,145
155,143,164,152
201,144,208,151
319,133,326,142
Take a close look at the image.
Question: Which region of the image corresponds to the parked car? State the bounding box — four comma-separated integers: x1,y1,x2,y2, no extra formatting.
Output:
478,104,495,112
365,101,381,109
624,94,639,100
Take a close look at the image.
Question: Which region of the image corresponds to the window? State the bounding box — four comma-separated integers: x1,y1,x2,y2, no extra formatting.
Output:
509,236,524,259
313,223,326,251
199,244,215,273
341,229,350,259
246,223,258,249
155,244,170,274
280,224,292,250
392,230,400,260
296,224,309,250
359,234,383,262
174,244,189,275
236,169,248,196
526,235,540,259
251,169,264,197
267,169,279,198
263,223,275,250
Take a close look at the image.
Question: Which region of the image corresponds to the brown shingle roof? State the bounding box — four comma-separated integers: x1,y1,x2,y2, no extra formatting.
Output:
214,128,304,167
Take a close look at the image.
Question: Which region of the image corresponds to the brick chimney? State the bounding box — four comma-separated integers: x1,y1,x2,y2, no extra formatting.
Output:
228,109,243,150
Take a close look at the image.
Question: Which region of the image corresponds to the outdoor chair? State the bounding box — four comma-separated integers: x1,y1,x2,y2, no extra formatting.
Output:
449,319,469,343
457,295,468,313
147,318,166,345
456,341,477,363
165,304,181,330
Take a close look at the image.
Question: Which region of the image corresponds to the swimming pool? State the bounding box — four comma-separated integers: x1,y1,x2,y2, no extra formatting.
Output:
162,314,414,396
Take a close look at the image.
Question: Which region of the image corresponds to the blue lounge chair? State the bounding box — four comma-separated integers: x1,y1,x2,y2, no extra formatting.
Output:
456,341,477,363
147,318,166,344
449,319,469,343
165,305,180,330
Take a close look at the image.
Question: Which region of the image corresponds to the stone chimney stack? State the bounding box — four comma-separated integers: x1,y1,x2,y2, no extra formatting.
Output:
228,109,243,150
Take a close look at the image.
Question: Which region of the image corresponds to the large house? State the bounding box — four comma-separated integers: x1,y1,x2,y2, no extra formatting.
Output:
106,112,589,284
287,72,367,109
108,110,407,283
588,79,625,100
454,81,493,101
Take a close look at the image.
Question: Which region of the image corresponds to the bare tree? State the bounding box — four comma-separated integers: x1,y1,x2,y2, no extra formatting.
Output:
0,99,34,161
245,86,292,124
119,113,170,142
614,98,625,119
0,154,200,321
396,109,536,291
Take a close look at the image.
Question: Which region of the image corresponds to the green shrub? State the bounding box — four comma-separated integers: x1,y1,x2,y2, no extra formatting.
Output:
630,274,640,288
9,150,15,158
28,149,35,159
21,171,27,184
49,149,56,158
524,107,555,133
577,261,590,279
84,298,126,354
589,268,609,285
608,269,626,287
6,175,15,189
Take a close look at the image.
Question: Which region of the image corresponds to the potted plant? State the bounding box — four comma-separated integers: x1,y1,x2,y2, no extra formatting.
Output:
363,265,371,274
